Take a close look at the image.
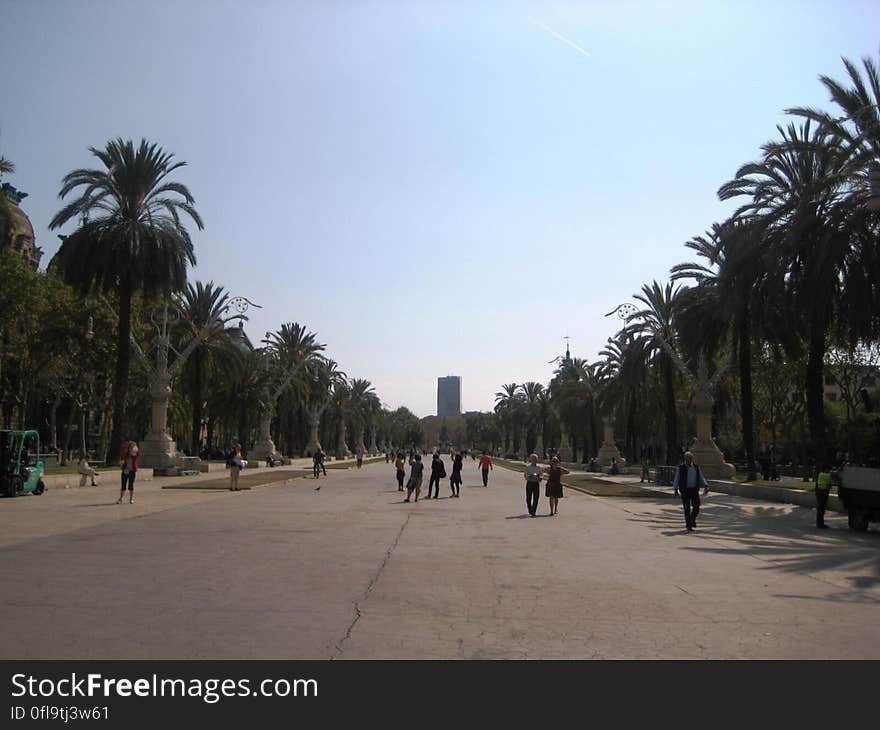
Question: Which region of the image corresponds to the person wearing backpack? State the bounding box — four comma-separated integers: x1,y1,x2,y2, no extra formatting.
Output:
427,452,446,499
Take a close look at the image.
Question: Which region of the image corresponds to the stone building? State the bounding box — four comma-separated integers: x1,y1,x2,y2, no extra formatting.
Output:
0,183,43,270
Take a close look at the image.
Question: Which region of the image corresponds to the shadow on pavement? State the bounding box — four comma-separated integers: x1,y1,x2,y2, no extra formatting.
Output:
632,499,880,596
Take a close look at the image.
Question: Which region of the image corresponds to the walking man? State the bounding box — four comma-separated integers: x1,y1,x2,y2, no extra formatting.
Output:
478,450,493,487
673,451,708,531
524,453,542,517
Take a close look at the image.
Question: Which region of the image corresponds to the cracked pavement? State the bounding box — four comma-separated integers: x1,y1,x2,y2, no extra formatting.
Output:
1,460,878,659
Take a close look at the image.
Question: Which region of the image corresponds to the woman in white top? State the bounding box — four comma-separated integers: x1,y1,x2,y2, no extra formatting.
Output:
523,453,543,517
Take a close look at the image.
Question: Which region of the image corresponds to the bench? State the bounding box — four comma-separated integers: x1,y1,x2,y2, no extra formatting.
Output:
654,466,676,486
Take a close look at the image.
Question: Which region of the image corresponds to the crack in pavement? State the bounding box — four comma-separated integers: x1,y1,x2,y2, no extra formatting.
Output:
330,513,411,659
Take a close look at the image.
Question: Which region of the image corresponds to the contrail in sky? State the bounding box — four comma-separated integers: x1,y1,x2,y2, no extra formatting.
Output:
537,22,592,59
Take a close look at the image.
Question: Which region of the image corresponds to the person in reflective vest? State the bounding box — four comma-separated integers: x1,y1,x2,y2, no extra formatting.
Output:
815,464,832,529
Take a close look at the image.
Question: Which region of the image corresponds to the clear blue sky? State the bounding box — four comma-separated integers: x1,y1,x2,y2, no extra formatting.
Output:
2,0,878,416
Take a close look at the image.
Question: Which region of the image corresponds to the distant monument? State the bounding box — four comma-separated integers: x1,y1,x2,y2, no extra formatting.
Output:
437,376,461,417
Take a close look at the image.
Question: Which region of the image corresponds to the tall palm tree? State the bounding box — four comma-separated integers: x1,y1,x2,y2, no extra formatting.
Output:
718,120,861,464
49,138,202,463
519,381,545,456
174,281,242,454
671,220,771,479
348,378,377,453
626,281,682,464
265,323,325,418
303,357,345,454
494,383,522,454
598,334,648,462
548,357,597,461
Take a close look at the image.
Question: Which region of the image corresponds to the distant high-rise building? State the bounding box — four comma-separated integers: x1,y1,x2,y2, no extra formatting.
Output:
437,376,461,417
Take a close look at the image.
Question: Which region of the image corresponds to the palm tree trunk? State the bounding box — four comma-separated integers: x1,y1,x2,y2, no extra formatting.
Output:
663,353,678,464
190,350,203,456
738,314,757,480
805,316,827,467
107,281,133,465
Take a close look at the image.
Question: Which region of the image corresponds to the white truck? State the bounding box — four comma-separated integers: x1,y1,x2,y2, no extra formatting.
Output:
837,467,880,533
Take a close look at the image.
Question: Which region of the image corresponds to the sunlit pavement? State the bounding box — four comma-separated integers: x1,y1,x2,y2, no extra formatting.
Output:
1,459,878,659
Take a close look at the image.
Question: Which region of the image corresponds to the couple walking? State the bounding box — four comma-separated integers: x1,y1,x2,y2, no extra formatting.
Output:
523,454,570,517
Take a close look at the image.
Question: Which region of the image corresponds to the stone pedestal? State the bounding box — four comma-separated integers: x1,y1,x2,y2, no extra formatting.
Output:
251,412,281,461
597,417,626,467
305,413,322,456
690,394,735,479
336,424,350,460
556,427,572,462
139,377,180,469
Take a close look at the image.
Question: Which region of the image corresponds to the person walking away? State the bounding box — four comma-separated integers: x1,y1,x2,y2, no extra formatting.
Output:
394,452,407,491
543,456,569,516
815,462,832,529
428,452,446,499
228,443,245,491
117,440,139,503
673,451,708,531
450,451,463,497
404,453,424,502
78,452,99,487
356,446,364,469
313,448,327,479
524,453,543,517
478,451,493,486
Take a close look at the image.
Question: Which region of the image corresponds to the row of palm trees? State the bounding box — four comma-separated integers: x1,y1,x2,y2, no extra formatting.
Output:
0,138,407,463
489,49,880,472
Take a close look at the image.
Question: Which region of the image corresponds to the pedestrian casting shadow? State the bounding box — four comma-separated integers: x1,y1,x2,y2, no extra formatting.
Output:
634,498,880,600
505,514,552,519
73,503,123,508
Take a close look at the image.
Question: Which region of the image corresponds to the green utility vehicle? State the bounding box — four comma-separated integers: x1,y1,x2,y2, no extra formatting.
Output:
0,430,46,497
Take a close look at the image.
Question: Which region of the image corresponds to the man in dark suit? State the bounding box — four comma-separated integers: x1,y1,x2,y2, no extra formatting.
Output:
673,451,708,531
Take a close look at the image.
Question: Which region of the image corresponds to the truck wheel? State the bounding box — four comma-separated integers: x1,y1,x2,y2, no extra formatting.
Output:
852,510,869,533
33,480,45,495
6,476,22,498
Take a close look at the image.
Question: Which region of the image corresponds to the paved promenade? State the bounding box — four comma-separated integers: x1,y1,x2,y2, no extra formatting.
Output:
1,460,877,659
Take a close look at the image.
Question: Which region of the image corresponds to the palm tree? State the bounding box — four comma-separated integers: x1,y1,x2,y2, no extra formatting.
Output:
303,358,346,455
787,48,880,206
263,322,325,453
49,138,202,463
174,281,242,455
625,281,682,464
671,220,771,479
494,383,522,454
348,378,377,454
519,381,545,456
598,334,649,462
718,120,862,464
548,357,598,462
